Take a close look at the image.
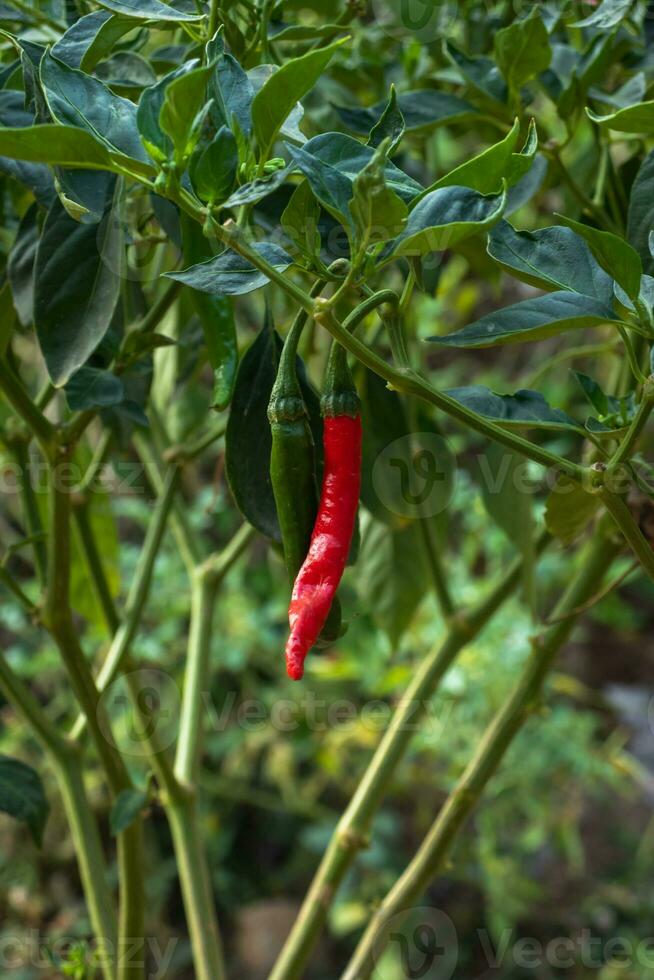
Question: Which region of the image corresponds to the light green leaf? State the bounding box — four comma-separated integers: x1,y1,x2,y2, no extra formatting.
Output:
573,0,633,29
545,475,600,544
252,37,346,160
0,124,154,177
357,518,427,646
189,126,238,205
627,149,654,275
94,0,203,21
349,140,407,248
587,101,654,133
494,8,551,97
159,63,212,165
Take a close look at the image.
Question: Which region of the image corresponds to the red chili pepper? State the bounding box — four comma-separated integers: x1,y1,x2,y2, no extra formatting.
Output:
285,342,361,681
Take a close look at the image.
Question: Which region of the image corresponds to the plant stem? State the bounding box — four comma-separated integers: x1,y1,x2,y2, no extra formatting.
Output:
70,464,182,739
268,535,548,980
598,488,654,582
341,527,621,980
73,501,120,635
607,381,654,475
207,0,220,42
0,564,36,613
0,360,55,456
174,523,254,784
9,439,47,587
166,796,228,980
45,446,145,980
0,656,117,980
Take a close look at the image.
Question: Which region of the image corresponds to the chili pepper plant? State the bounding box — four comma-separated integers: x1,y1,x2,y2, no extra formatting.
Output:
0,0,653,977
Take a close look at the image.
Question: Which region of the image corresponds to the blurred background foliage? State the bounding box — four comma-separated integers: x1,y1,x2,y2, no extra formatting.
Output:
1,0,654,977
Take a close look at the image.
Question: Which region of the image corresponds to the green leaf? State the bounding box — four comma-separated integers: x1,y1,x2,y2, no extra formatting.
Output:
222,164,291,209
0,124,153,177
0,282,16,357
7,202,38,327
225,317,281,540
587,101,654,133
442,41,507,104
110,788,148,835
159,62,212,165
286,140,354,226
334,89,478,136
0,756,49,846
368,84,404,152
391,185,505,258
252,37,346,161
443,385,585,433
300,132,422,204
65,367,124,410
280,179,321,259
51,11,135,72
545,475,600,544
0,92,55,205
94,0,203,21
358,367,409,527
165,242,292,297
573,0,633,29
137,61,198,164
189,126,238,205
209,53,254,135
487,221,614,301
425,118,537,197
627,149,654,275
181,216,237,410
478,444,534,608
349,140,407,248
429,292,619,350
556,214,642,302
34,195,122,386
494,9,551,98
41,51,148,166
357,518,427,646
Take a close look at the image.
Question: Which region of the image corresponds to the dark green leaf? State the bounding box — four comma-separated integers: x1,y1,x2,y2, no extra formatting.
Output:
334,89,478,136
357,518,427,646
0,91,55,205
165,242,292,296
7,203,38,327
0,283,16,357
0,756,49,846
94,0,203,21
189,127,238,206
41,51,148,165
443,385,584,432
301,132,422,203
280,179,321,259
181,216,237,410
209,53,254,135
556,214,642,302
627,149,654,275
391,185,505,257
286,141,354,226
504,154,547,215
487,221,614,301
34,195,122,385
442,41,507,104
54,169,116,226
225,318,281,540
252,37,346,160
51,11,135,71
367,84,404,152
65,367,124,410
545,475,599,544
430,292,618,350
222,163,291,209
110,788,148,835
349,140,407,248
96,52,158,90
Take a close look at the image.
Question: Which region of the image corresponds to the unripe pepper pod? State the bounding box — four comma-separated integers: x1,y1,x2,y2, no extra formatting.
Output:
268,309,342,647
285,340,362,681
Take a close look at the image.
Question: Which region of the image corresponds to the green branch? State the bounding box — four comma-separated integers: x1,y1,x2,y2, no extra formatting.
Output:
268,535,548,980
341,527,621,980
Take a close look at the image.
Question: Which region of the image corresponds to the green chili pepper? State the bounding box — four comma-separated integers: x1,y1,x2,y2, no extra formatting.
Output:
267,306,342,644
